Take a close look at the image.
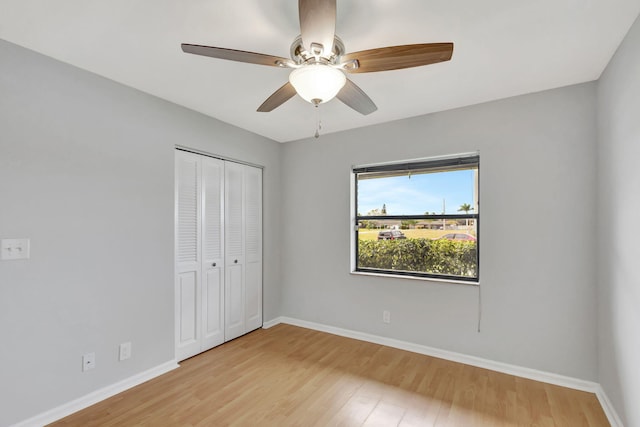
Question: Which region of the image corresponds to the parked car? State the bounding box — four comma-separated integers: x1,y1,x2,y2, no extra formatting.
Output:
378,230,407,240
438,233,477,241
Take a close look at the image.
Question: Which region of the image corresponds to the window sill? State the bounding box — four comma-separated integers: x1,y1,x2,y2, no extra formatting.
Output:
350,270,479,286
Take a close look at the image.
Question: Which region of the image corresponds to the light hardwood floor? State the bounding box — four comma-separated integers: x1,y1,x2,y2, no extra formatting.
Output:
50,324,609,426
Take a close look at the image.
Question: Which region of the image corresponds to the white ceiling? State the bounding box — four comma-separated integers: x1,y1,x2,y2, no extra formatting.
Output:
1,1,639,142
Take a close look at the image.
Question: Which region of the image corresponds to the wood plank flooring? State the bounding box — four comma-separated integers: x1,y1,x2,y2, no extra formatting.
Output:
49,324,609,426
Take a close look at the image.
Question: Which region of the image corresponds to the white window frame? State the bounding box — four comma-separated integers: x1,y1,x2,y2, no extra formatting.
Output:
350,153,480,284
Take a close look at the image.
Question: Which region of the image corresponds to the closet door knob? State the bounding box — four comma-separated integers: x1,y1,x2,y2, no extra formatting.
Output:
234,259,238,264
212,262,216,267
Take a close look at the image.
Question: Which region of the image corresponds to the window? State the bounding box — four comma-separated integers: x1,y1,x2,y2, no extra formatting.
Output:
352,154,479,282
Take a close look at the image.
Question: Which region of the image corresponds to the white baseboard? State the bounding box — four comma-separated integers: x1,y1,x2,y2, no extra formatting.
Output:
12,360,179,427
595,385,624,427
262,317,282,329
266,317,625,424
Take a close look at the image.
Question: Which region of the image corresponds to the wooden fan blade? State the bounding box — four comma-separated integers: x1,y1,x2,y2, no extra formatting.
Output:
181,44,295,68
257,82,297,112
341,43,453,73
337,79,377,115
299,0,336,56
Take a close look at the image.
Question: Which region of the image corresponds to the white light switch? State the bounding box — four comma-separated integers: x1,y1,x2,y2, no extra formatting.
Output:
1,239,30,260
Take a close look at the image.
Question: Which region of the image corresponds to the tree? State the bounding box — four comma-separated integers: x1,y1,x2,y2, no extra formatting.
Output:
360,220,376,229
458,203,474,228
401,219,418,229
458,203,472,214
363,205,388,229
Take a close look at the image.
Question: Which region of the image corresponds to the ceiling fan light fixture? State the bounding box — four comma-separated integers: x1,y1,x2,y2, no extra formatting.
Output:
289,63,346,104
182,2,452,115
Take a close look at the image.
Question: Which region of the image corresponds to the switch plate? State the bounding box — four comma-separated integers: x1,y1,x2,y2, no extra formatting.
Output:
119,342,131,361
1,239,30,260
82,352,96,372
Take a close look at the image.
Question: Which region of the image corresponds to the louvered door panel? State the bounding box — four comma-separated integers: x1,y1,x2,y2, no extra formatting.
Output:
245,167,262,263
203,158,224,262
177,154,199,264
225,163,244,261
244,166,262,331
201,157,225,350
224,162,245,341
175,151,202,361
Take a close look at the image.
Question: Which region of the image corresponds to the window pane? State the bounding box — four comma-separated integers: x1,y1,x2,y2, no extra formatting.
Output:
354,157,479,281
357,168,478,216
357,220,477,279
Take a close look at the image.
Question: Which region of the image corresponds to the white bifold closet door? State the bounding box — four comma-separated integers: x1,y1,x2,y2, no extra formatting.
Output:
201,156,226,350
175,150,262,362
224,162,263,341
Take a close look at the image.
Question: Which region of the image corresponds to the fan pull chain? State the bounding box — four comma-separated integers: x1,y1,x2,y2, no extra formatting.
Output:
314,101,322,139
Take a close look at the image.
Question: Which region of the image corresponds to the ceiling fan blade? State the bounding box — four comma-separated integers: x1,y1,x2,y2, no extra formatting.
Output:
299,0,336,56
181,44,296,68
337,78,377,115
341,43,453,73
257,82,298,112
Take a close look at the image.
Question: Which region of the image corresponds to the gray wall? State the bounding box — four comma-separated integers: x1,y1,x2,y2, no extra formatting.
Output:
0,39,281,426
281,83,599,381
597,14,640,427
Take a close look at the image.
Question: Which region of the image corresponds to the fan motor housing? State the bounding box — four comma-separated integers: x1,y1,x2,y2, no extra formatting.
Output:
290,35,345,64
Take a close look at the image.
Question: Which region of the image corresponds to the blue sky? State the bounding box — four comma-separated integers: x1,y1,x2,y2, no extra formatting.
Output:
358,170,476,215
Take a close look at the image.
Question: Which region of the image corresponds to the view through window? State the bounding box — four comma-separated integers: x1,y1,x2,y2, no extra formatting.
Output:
354,155,479,282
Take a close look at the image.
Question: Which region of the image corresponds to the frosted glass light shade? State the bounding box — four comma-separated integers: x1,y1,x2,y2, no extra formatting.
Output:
289,64,346,104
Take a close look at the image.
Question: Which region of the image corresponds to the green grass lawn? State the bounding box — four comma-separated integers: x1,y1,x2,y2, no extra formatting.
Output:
358,228,476,241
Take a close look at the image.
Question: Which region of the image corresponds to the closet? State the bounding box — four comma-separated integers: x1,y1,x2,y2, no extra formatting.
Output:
175,149,262,361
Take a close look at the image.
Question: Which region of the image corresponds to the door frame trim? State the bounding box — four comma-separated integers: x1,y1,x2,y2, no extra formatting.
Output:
175,145,265,170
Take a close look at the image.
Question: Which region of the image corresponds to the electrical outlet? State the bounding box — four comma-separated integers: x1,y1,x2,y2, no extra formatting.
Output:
383,310,391,324
82,352,96,372
119,342,131,361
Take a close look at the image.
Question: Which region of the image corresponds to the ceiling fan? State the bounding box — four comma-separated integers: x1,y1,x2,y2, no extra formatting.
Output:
181,0,453,115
